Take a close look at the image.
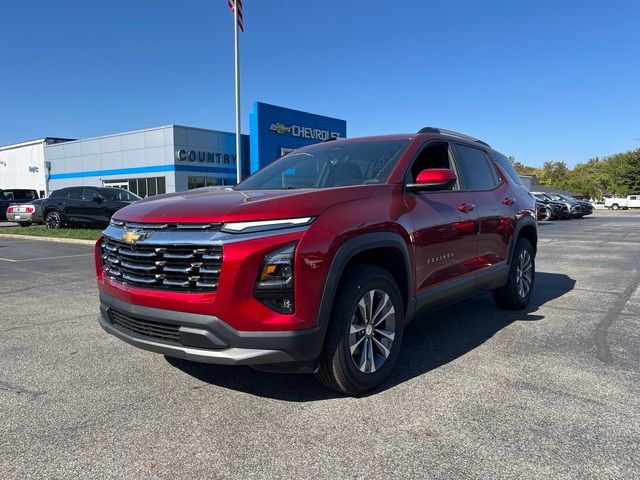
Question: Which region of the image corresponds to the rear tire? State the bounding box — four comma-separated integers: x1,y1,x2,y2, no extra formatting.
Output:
611,204,619,210
315,265,404,396
492,238,535,310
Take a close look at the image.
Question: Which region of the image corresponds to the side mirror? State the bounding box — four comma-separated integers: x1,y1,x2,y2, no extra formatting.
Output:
406,168,457,192
92,194,104,203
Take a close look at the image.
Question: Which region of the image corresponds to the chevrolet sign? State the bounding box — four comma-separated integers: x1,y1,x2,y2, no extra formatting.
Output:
269,123,341,141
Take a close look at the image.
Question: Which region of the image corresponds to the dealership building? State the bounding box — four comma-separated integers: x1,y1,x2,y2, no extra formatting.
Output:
0,102,347,197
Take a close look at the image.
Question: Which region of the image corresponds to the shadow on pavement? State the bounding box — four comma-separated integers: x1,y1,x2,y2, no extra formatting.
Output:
166,271,575,401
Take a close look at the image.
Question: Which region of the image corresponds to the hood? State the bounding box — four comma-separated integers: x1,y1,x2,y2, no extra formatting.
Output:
112,186,372,224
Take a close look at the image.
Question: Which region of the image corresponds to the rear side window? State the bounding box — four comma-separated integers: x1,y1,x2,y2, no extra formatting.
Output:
454,144,500,190
65,188,82,200
489,151,523,185
81,188,98,200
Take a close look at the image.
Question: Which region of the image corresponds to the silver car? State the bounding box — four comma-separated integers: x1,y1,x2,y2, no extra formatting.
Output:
6,199,44,226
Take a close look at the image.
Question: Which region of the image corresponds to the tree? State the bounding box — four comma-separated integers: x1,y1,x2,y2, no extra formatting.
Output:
511,148,640,199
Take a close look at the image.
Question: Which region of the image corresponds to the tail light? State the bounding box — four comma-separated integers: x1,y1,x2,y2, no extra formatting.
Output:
254,242,297,314
6,206,34,213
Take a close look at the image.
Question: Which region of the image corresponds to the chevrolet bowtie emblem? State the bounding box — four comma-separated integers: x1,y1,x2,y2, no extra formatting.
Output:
270,122,291,134
122,230,146,244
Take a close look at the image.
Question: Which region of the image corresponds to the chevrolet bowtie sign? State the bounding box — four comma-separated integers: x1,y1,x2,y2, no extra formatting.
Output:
270,123,341,141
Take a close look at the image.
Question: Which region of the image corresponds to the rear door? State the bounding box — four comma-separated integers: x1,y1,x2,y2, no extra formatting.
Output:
453,143,513,270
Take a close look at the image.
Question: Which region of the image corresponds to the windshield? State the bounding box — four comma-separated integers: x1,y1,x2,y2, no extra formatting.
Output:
547,194,564,201
532,193,548,201
100,188,141,202
236,139,411,190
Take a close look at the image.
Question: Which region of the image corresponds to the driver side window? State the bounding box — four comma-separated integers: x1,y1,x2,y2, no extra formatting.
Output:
409,142,458,189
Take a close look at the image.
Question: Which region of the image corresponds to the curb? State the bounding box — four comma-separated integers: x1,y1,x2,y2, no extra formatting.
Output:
0,234,97,246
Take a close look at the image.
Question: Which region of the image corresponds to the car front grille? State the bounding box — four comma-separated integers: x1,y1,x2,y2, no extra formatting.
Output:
109,309,180,343
100,238,222,291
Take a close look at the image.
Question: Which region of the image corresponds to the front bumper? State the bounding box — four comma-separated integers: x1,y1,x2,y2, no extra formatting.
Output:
98,292,325,372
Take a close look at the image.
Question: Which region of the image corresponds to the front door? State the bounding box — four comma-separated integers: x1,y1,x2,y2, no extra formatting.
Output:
404,141,479,297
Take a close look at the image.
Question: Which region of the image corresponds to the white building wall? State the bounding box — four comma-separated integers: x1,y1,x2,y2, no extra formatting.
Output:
0,140,47,194
46,126,176,193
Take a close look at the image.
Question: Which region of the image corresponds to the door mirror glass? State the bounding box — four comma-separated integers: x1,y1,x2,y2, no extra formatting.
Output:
406,168,457,192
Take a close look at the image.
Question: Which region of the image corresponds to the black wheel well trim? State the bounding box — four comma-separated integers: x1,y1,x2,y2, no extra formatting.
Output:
315,232,412,329
508,216,537,263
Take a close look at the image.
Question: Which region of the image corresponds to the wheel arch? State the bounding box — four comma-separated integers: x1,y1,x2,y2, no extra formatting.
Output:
508,216,538,262
316,232,412,328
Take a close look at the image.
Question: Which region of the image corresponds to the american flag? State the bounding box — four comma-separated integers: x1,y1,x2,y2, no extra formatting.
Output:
227,0,244,31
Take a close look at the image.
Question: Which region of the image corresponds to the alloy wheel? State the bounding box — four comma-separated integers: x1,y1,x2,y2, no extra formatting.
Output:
516,250,532,299
348,289,396,374
46,212,60,229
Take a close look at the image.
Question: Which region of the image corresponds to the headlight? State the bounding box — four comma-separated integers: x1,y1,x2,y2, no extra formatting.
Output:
221,217,313,234
254,242,297,314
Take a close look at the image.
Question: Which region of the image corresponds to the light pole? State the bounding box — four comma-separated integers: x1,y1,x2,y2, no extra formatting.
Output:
233,1,242,184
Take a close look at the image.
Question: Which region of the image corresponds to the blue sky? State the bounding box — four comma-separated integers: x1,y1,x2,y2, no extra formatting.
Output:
1,0,638,167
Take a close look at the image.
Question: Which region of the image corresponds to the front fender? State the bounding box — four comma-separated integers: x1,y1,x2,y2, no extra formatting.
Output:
315,232,412,328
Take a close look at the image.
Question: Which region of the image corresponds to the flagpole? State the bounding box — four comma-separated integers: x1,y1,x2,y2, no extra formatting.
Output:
233,0,242,184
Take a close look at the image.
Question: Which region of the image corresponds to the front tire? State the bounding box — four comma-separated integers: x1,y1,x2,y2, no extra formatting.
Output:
45,211,63,229
315,265,404,396
541,207,552,221
492,238,535,310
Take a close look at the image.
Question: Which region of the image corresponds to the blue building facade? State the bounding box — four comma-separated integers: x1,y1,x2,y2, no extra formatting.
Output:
249,102,347,173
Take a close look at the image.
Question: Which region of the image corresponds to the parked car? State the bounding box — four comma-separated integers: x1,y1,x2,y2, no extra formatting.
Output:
5,199,44,226
530,192,570,219
591,201,606,210
95,128,538,395
604,195,640,210
535,200,552,221
543,192,583,218
42,186,140,229
0,189,39,221
556,194,593,216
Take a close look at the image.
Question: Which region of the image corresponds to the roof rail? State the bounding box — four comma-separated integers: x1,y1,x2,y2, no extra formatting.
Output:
417,127,491,148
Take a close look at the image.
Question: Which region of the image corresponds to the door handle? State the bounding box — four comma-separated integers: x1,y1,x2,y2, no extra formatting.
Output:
502,197,515,206
457,203,475,213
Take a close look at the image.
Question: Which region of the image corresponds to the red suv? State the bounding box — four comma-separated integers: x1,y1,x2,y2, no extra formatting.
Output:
95,128,537,395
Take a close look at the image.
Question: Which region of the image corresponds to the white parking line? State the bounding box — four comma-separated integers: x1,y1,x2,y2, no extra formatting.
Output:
0,253,93,263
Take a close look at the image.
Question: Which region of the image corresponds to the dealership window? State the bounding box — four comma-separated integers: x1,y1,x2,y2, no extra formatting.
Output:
103,177,166,197
188,176,233,190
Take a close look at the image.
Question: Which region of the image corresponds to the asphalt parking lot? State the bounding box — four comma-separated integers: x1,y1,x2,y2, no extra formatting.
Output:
1,212,639,479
